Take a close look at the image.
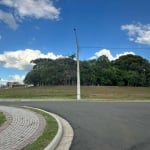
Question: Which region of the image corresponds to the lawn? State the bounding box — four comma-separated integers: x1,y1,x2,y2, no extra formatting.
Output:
0,86,149,100
81,86,150,100
0,112,6,126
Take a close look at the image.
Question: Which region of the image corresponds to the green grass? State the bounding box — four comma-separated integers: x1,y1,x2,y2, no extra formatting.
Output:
23,108,58,150
0,112,6,126
0,86,150,100
81,86,150,100
0,86,76,99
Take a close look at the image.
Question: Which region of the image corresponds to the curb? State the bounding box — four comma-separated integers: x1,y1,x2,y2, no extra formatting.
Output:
0,98,150,102
23,106,73,150
43,112,63,150
24,106,63,150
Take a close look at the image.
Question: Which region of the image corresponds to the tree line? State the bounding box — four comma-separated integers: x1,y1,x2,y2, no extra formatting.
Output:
24,54,150,87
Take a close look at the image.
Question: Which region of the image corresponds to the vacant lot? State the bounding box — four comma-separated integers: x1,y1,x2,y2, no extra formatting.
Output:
0,86,149,100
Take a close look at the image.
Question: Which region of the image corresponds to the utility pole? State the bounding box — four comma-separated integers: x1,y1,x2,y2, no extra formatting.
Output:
74,28,81,100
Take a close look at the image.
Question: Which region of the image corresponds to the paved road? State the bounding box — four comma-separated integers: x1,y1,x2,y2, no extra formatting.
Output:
0,101,150,150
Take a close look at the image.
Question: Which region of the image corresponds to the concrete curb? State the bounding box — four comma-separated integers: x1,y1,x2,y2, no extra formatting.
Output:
55,115,74,150
0,98,150,102
43,112,63,150
24,106,73,150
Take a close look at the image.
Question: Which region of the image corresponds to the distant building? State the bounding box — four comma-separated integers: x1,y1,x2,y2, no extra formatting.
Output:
7,82,20,88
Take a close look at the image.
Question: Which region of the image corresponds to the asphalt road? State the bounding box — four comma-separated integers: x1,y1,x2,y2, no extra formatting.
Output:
0,101,150,150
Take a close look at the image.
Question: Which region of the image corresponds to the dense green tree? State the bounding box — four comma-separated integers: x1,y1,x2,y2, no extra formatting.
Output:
24,54,150,87
112,54,149,72
112,54,150,86
24,57,76,86
24,69,41,86
97,55,110,68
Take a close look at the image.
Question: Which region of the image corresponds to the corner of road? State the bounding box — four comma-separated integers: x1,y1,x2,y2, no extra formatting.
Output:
24,106,74,150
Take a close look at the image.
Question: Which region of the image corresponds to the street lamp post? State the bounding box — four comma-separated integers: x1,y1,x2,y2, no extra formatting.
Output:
74,28,81,100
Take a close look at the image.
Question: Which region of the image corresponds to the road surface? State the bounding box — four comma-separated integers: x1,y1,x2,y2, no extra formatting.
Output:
0,101,150,150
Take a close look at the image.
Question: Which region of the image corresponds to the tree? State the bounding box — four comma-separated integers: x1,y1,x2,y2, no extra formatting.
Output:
24,54,150,87
112,54,150,86
97,55,110,68
24,57,76,86
24,70,41,86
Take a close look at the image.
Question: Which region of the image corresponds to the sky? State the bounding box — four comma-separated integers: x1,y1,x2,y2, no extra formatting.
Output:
0,0,150,84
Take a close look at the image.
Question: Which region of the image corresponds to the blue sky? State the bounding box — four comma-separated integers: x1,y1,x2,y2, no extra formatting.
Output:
0,0,150,84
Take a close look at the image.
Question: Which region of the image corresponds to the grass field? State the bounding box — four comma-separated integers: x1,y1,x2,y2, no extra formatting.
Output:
0,112,6,126
0,86,150,100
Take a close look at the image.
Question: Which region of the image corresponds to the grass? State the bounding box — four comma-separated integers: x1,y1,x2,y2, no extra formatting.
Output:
0,86,150,100
81,86,150,100
23,107,58,150
0,86,76,99
0,112,6,126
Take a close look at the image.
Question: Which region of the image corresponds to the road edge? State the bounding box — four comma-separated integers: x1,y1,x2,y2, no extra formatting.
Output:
24,106,73,150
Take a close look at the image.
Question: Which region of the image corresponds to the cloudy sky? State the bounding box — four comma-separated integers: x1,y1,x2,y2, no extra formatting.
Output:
0,0,150,83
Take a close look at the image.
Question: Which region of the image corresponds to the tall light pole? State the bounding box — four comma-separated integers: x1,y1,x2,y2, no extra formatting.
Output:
74,28,81,100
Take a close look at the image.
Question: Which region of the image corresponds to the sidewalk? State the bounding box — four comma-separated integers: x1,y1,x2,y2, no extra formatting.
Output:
0,106,46,150
0,106,73,150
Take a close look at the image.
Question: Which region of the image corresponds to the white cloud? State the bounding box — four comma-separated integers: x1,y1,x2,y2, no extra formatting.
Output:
0,10,18,29
0,78,8,86
90,49,135,61
121,23,150,45
0,0,60,28
9,74,25,83
0,75,25,85
90,49,114,60
0,49,65,70
0,0,13,7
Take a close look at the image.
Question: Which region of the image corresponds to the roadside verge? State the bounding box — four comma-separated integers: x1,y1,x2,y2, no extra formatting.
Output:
24,106,74,150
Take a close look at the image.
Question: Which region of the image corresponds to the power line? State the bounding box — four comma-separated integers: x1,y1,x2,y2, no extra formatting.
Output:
80,46,150,50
